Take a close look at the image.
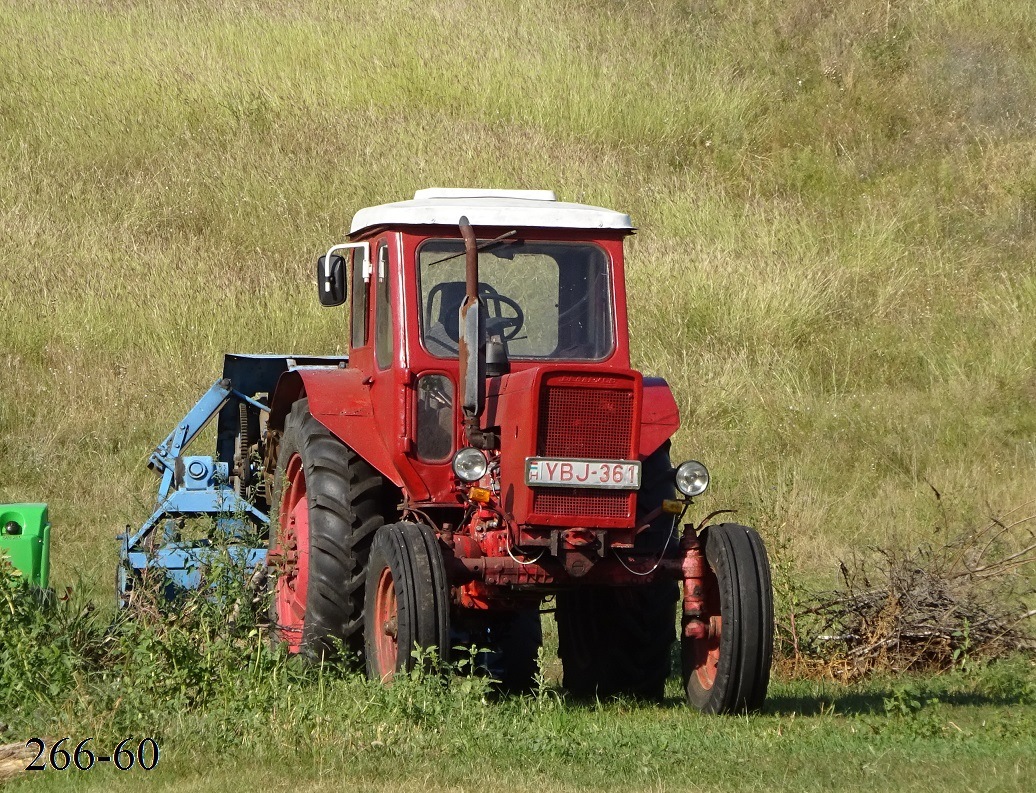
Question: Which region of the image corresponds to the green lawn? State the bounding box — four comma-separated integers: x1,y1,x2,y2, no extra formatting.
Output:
3,569,1035,793
7,660,1036,793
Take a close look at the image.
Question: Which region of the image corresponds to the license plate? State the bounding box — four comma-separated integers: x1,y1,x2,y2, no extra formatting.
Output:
525,458,641,490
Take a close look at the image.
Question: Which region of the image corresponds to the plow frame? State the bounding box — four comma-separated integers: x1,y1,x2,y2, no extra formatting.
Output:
116,354,346,606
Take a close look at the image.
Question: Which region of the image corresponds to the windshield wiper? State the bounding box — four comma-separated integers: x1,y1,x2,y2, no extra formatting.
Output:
426,230,518,266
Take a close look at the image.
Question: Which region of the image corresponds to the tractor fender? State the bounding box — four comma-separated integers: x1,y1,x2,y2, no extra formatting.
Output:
268,367,405,489
640,377,681,458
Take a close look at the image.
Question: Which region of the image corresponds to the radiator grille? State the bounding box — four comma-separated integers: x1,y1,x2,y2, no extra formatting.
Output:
532,381,635,522
536,386,633,459
532,488,631,519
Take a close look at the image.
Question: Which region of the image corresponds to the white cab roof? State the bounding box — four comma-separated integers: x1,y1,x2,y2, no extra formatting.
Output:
349,189,634,235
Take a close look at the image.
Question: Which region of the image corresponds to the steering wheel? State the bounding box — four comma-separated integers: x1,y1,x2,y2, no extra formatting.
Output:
483,292,525,341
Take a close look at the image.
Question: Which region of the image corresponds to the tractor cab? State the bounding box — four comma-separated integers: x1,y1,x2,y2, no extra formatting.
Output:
289,190,673,509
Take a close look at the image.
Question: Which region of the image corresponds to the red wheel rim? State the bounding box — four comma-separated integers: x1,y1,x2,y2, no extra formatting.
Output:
371,566,399,680
274,453,310,653
691,567,722,690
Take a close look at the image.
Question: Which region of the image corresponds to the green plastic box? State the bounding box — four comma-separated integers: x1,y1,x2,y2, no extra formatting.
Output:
0,503,51,588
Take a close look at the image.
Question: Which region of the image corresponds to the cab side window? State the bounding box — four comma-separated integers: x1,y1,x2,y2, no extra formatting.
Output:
350,247,368,350
374,242,393,369
415,374,454,461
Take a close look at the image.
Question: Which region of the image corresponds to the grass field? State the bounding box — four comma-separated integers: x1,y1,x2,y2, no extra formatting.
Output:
2,0,1035,589
2,0,1036,790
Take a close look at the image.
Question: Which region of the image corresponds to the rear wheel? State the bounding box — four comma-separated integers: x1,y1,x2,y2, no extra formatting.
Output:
268,399,386,660
460,608,543,694
556,443,679,700
556,581,678,701
682,523,774,713
364,522,451,680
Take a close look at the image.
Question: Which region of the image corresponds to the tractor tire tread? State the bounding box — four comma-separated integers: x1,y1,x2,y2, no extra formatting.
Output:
744,526,774,711
558,581,677,701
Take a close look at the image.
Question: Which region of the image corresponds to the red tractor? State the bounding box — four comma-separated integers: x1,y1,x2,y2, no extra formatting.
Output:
263,188,773,712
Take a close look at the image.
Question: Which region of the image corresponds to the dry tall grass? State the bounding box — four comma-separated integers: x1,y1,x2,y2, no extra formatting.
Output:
1,0,1034,596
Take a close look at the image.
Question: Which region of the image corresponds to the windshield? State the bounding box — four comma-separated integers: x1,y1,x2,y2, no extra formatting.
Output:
418,239,613,361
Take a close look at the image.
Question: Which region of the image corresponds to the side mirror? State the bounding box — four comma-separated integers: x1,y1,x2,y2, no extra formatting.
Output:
316,254,347,307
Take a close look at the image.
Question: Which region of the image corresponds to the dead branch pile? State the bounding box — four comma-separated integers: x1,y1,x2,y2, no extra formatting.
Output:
800,503,1036,678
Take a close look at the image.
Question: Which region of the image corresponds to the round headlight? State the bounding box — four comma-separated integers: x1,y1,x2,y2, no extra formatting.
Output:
675,460,709,497
452,447,488,482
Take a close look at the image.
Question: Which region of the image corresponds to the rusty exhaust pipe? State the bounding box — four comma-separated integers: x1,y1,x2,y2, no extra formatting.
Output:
460,217,479,312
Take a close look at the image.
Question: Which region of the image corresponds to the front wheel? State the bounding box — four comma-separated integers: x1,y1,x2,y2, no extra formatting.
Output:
682,523,774,714
364,522,451,681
